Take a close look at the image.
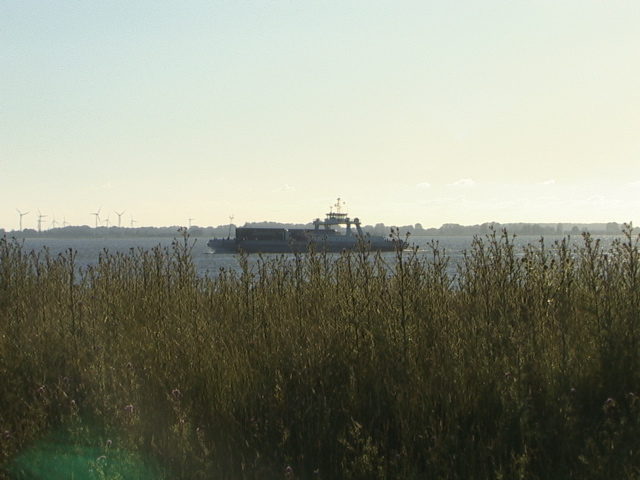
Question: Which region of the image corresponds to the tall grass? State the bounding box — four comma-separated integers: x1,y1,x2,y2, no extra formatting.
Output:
1,226,640,479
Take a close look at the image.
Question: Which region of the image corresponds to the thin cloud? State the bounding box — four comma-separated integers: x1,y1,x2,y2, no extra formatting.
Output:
630,180,640,188
541,179,555,185
271,184,296,193
449,178,475,187
416,182,431,188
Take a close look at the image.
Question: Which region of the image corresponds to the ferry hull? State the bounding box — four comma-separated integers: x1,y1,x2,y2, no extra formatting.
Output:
208,199,408,254
207,238,404,254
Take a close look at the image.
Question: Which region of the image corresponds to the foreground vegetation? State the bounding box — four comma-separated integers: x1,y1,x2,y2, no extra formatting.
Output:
1,226,640,479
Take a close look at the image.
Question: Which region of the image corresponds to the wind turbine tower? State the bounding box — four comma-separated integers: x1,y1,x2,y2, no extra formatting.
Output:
37,211,47,234
16,209,29,232
91,207,101,228
114,210,126,228
228,214,234,238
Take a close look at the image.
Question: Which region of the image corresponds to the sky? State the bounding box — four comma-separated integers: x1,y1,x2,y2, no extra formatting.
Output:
2,1,639,231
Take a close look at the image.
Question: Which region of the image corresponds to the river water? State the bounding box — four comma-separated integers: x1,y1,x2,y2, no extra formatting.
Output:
8,233,618,280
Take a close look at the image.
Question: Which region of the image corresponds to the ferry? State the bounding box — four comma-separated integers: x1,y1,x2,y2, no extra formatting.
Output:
207,199,408,254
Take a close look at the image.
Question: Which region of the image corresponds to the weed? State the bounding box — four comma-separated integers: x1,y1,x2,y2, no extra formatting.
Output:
1,226,640,479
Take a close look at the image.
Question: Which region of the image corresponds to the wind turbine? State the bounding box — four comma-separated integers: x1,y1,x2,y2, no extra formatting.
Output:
114,210,126,228
51,214,58,229
188,215,195,229
228,214,234,238
129,213,137,228
16,209,29,232
37,210,47,234
104,212,111,228
91,207,101,228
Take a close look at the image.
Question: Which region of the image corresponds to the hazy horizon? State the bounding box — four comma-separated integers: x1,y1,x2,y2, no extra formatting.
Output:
2,2,639,231
1,215,633,235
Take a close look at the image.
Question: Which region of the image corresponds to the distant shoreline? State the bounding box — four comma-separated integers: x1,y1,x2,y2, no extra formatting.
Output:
1,221,636,239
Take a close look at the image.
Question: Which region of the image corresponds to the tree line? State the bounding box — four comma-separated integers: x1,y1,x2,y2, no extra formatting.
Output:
0,221,633,238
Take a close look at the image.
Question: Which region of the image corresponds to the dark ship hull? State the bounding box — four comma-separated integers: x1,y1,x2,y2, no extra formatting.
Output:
207,230,404,254
208,199,408,254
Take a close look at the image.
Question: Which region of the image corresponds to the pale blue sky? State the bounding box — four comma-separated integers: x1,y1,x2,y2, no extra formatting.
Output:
2,1,639,230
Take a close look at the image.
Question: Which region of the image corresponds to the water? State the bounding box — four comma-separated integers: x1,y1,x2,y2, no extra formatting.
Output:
10,236,458,275
10,233,617,279
14,237,238,278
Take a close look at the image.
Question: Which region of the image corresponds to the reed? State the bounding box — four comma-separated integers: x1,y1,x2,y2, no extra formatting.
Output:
1,226,640,479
